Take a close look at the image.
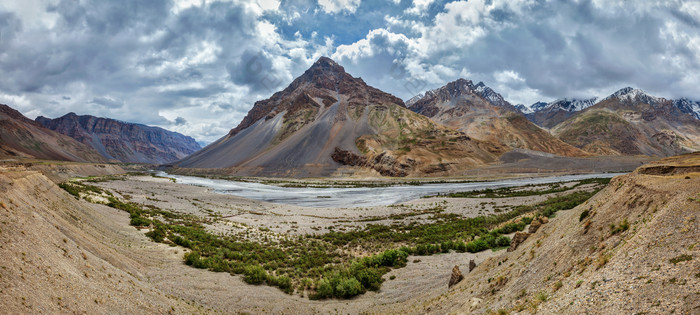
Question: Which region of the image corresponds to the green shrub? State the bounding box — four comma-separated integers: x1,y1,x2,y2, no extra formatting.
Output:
496,235,511,247
669,254,692,264
244,265,268,284
579,210,590,222
315,279,334,299
335,277,363,298
466,239,490,253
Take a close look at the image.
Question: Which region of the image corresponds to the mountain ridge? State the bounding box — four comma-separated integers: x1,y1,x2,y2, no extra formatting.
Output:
36,113,201,164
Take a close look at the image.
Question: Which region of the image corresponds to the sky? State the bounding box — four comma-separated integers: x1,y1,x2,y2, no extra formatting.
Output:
1,0,699,144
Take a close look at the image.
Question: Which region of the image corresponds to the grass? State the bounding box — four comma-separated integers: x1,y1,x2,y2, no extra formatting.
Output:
59,176,604,299
429,178,610,198
669,254,692,265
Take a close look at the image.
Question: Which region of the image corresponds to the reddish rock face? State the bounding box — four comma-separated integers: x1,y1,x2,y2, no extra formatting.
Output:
36,113,201,164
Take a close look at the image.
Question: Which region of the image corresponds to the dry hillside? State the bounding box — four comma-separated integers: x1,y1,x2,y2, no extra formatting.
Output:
396,153,700,314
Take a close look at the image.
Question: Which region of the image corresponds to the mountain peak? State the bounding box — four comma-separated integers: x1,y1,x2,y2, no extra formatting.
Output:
307,56,345,75
605,87,661,105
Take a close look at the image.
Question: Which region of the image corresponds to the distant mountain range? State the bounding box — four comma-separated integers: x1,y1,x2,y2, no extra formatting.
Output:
36,113,201,164
1,57,699,175
0,104,106,162
406,78,587,157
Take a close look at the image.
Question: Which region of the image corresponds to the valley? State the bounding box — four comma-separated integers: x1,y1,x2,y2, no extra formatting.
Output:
2,153,697,314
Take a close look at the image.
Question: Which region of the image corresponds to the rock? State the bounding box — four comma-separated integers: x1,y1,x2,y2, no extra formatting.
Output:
539,216,549,224
528,219,542,233
469,259,476,272
508,232,530,252
36,113,201,164
448,265,464,288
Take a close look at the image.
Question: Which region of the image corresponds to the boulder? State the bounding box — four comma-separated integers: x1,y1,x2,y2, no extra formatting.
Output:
469,259,476,272
528,219,542,233
539,216,549,224
508,232,530,252
448,265,464,288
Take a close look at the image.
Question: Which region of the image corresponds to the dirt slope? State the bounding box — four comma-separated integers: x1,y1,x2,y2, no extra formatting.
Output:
395,153,700,314
0,167,204,313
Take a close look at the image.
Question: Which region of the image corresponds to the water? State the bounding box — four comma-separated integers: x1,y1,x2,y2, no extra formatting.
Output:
156,172,624,208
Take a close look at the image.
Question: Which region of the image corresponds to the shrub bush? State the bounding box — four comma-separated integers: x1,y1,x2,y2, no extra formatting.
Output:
244,265,268,285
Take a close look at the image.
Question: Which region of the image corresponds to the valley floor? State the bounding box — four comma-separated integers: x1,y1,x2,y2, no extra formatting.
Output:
0,154,697,314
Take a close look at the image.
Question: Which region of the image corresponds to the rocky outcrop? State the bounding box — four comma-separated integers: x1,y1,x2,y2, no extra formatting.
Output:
36,113,201,164
331,148,414,177
448,265,464,288
528,216,549,233
528,219,542,233
507,232,530,252
469,260,476,272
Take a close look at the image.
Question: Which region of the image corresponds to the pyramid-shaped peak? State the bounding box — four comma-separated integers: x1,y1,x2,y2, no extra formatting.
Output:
309,57,345,72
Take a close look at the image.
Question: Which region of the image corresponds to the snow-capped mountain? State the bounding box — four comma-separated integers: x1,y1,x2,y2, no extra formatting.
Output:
514,104,533,114
524,98,598,128
544,98,598,112
672,98,700,120
530,101,548,112
603,87,662,105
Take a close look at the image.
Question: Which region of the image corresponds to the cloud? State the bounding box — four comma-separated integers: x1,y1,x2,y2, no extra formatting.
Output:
90,96,124,108
174,116,187,125
317,0,361,14
1,0,699,145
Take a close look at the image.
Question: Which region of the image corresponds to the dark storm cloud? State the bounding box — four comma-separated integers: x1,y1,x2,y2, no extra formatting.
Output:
174,116,187,126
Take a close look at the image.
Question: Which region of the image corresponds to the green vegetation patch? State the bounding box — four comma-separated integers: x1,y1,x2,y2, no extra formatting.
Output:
430,178,610,198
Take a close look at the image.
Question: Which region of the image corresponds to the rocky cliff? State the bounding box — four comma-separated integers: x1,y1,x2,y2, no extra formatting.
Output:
36,113,201,164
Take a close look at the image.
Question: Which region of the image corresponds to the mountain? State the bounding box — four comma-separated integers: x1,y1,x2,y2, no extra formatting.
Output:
513,104,533,114
0,104,106,162
552,87,700,156
175,57,504,177
672,98,700,120
525,97,598,128
407,79,588,157
36,113,201,164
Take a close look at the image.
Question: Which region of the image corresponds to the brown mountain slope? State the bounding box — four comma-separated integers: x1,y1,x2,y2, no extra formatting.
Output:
408,79,589,157
175,57,505,177
552,88,700,156
36,113,201,164
395,152,700,314
0,104,106,162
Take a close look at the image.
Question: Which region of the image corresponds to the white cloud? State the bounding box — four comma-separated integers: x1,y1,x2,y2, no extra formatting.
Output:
317,0,362,14
405,0,435,16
